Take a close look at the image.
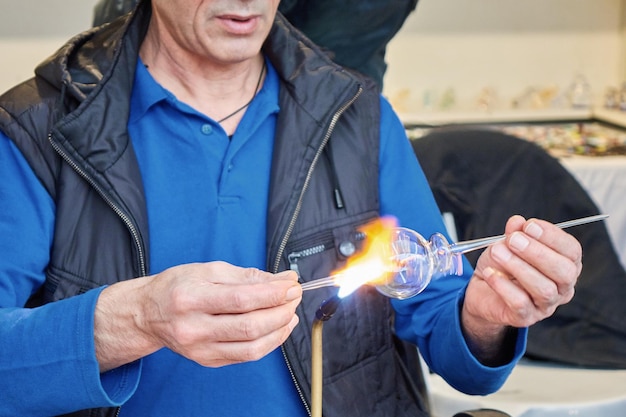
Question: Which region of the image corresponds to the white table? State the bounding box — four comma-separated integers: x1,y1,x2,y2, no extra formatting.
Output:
427,358,626,417
559,155,626,270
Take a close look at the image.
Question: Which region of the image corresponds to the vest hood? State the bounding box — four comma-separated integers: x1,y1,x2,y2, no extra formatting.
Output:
34,3,146,105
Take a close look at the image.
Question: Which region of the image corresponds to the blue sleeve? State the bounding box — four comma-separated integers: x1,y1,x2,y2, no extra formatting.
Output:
0,133,140,415
377,97,527,395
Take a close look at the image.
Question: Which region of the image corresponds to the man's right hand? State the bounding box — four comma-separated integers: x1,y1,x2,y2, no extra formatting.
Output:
93,261,302,372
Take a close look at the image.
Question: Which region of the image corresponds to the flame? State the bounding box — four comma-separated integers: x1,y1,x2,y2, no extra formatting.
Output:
335,216,398,298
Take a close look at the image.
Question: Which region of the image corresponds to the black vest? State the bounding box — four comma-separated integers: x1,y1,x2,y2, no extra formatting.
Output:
0,4,427,416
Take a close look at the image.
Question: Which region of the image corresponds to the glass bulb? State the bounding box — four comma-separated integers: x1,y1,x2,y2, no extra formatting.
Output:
376,227,435,299
375,228,462,299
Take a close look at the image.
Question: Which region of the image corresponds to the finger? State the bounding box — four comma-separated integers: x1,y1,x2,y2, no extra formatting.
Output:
234,267,299,284
215,314,299,364
510,226,580,294
478,266,542,327
184,279,302,315
264,269,299,283
489,238,576,308
181,314,300,367
522,219,583,264
504,214,526,234
195,262,298,285
503,217,582,267
198,299,301,343
163,299,299,359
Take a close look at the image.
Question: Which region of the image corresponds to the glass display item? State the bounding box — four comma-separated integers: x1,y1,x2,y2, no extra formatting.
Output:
568,74,592,109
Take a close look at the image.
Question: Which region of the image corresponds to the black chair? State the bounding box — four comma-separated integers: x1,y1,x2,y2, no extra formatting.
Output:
410,126,626,369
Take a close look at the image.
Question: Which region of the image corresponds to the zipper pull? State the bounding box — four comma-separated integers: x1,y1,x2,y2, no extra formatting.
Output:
287,243,327,278
333,188,344,209
324,144,345,210
288,252,301,276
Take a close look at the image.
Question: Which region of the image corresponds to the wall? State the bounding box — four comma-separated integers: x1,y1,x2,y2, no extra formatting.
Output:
0,0,96,93
382,0,626,116
1,0,625,112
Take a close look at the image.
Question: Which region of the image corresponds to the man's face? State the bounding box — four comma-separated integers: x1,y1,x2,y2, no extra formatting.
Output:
150,0,280,65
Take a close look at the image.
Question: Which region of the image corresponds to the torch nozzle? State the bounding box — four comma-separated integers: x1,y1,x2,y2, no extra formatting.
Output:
315,295,342,321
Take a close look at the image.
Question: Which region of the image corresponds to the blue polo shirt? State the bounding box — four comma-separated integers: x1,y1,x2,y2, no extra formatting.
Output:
119,59,308,416
0,58,524,416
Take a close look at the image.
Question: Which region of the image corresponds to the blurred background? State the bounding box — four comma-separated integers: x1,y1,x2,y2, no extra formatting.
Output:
383,0,625,119
1,0,624,114
0,0,94,93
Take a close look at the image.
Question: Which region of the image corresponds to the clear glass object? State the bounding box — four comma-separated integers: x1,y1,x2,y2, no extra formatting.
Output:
375,228,461,299
569,74,592,109
301,214,608,299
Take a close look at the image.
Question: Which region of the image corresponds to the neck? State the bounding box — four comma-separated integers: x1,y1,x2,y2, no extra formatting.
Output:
139,30,266,131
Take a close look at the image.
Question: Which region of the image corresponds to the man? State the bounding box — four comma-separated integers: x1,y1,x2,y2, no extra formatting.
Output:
0,0,582,416
92,0,418,88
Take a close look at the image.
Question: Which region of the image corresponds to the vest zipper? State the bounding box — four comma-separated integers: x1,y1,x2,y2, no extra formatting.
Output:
49,134,146,417
287,230,366,278
288,243,327,276
48,134,147,278
271,86,363,273
272,86,363,416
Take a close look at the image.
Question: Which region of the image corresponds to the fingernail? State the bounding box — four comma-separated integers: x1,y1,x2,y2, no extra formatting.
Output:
491,243,512,262
510,232,530,251
482,266,495,278
286,285,302,301
525,222,543,239
288,315,299,331
277,270,297,280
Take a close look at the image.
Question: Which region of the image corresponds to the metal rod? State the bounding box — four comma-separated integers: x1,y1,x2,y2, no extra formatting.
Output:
449,213,609,254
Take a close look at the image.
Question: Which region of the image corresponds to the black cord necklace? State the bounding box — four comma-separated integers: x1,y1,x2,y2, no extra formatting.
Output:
217,61,266,124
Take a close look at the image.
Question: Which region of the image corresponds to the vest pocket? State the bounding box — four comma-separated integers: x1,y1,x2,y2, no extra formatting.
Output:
43,265,100,303
285,226,366,282
284,218,397,399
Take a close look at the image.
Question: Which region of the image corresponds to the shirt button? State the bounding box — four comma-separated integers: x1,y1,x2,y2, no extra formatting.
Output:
201,124,213,135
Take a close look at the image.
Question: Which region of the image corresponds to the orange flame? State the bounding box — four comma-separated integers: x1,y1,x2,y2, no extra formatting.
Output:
335,216,398,298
